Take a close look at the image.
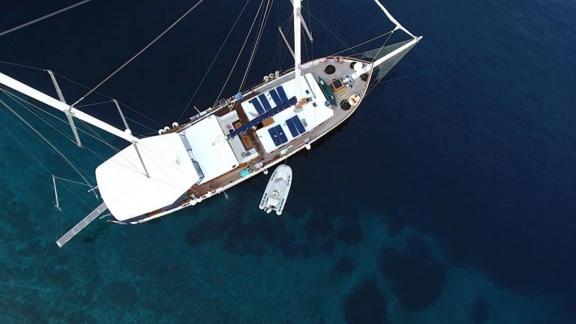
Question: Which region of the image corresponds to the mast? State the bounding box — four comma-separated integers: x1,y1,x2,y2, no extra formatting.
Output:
47,70,83,147
293,0,302,102
0,72,138,143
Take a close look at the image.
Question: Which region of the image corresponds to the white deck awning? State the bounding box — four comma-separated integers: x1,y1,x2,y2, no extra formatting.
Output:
182,115,239,183
256,73,333,152
96,134,200,221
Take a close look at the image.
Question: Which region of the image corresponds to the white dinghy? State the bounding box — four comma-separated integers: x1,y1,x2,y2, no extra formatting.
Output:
259,165,292,215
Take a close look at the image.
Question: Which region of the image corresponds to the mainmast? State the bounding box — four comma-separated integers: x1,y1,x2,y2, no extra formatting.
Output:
293,0,302,102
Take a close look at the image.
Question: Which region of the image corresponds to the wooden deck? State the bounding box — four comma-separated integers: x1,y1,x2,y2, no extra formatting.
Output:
185,56,371,200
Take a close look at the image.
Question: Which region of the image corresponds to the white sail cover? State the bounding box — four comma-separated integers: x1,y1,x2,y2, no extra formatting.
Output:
96,134,200,221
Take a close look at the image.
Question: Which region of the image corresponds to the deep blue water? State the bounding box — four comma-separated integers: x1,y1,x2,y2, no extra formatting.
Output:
1,0,576,323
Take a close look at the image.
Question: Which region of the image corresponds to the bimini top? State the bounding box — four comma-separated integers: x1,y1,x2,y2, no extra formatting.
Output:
96,133,200,221
181,115,239,183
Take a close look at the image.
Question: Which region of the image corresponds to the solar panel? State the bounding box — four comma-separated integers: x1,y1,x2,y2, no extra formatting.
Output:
250,98,265,115
293,116,306,134
258,94,272,111
268,125,288,146
276,85,289,102
228,97,297,139
276,126,288,144
268,127,281,146
269,89,282,106
286,118,299,137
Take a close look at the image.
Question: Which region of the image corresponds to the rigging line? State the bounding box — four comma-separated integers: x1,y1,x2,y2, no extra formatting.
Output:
0,117,52,174
76,119,121,153
2,88,171,185
365,32,397,96
125,116,157,133
76,100,114,109
178,0,252,122
305,0,314,58
369,31,394,65
4,89,121,163
265,39,283,73
0,60,46,71
53,176,94,188
0,98,94,189
53,71,161,127
305,11,349,49
1,88,122,152
239,0,274,91
239,0,271,89
330,30,393,57
71,0,207,107
0,118,93,210
0,0,94,37
265,0,282,72
214,0,267,105
1,89,77,143
4,93,114,178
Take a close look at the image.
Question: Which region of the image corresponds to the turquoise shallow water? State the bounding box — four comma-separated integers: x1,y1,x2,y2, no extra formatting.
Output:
1,0,576,323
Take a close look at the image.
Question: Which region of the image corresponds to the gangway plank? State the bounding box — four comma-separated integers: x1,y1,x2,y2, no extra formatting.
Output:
56,202,107,248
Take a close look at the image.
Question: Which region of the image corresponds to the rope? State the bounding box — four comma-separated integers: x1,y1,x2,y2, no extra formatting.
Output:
53,176,94,188
76,100,114,109
179,0,253,122
214,0,268,106
0,60,46,71
330,30,394,57
71,0,207,107
0,60,161,129
368,31,394,65
0,98,94,190
2,87,195,188
238,0,274,91
1,88,121,152
0,118,93,210
306,11,349,49
0,0,94,37
53,71,161,127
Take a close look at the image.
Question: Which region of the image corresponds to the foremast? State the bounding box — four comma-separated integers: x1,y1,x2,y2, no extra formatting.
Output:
293,0,303,102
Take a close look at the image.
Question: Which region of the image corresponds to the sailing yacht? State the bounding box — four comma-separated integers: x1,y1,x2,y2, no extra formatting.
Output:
0,0,421,246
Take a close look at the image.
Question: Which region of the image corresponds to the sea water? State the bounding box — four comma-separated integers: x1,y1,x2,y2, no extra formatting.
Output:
0,0,575,322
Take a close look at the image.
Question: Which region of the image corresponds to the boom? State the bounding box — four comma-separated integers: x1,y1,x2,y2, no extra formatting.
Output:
0,72,138,143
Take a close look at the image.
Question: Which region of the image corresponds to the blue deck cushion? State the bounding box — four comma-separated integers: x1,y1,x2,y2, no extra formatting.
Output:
258,94,272,111
276,85,289,102
250,98,265,115
286,118,299,137
269,88,282,106
228,97,297,139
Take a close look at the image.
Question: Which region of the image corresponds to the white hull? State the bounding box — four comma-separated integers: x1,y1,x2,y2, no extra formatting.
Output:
259,165,292,215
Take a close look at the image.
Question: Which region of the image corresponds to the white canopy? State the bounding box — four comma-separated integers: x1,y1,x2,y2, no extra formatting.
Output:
182,115,239,183
96,134,200,221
